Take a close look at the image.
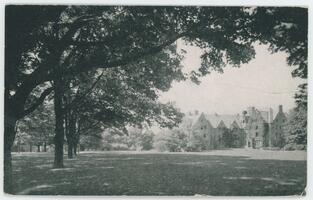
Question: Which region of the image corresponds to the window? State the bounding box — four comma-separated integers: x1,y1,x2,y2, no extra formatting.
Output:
200,127,203,130
203,134,206,138
256,132,259,137
255,125,258,130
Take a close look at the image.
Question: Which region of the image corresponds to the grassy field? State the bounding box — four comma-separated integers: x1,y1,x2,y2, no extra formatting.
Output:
12,149,306,196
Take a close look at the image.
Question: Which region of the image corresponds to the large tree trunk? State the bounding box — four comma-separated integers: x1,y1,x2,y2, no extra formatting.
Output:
73,143,78,156
53,71,65,168
74,119,80,156
4,113,17,194
66,110,77,159
43,142,47,152
68,142,73,159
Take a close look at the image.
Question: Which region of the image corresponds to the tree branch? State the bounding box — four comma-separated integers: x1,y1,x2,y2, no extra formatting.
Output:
66,32,185,77
21,87,54,117
64,71,104,111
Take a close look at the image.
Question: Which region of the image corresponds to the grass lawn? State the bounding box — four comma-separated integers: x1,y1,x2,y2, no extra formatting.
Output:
11,149,306,196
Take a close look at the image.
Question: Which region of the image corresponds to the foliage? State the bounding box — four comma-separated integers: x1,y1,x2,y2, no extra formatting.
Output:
16,103,55,147
294,83,307,109
284,106,307,148
73,45,185,134
231,128,246,148
5,5,308,149
154,129,188,152
221,128,234,148
79,131,103,151
283,81,307,149
140,130,155,150
6,6,276,121
187,130,210,151
250,7,308,78
101,127,155,151
4,5,308,193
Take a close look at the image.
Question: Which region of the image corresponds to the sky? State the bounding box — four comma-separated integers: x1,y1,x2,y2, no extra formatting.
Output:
158,41,306,115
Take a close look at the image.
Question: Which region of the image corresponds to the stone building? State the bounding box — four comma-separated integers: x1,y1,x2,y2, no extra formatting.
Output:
183,112,246,150
243,105,287,149
181,105,287,150
271,105,287,148
243,107,272,149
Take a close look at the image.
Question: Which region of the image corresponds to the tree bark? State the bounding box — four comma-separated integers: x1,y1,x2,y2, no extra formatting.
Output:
4,113,17,194
43,142,47,152
29,143,33,152
53,70,65,168
37,145,41,152
73,143,77,156
66,109,77,159
68,142,73,159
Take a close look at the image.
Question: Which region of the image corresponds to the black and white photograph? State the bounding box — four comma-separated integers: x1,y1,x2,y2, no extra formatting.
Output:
3,3,308,197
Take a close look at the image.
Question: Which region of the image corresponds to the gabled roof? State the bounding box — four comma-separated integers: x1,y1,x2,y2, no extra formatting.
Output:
231,120,240,129
204,114,242,129
259,110,271,123
192,113,214,130
179,114,201,129
217,120,227,129
273,110,287,122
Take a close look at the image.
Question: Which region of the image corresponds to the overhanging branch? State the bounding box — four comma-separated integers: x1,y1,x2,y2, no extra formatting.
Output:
64,71,104,111
21,87,54,117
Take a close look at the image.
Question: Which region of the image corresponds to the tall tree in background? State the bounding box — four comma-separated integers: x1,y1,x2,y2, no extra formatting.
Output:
60,41,185,157
17,103,55,152
284,83,307,149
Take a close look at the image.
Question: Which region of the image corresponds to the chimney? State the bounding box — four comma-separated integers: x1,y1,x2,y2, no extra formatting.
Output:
247,106,255,116
268,108,273,123
279,105,283,113
242,110,247,116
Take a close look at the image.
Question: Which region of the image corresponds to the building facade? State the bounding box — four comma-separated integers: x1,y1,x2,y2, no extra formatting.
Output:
183,112,246,150
271,105,287,148
243,107,272,149
183,105,287,150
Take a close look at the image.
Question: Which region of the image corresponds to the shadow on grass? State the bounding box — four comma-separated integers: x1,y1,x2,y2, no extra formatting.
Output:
12,152,306,196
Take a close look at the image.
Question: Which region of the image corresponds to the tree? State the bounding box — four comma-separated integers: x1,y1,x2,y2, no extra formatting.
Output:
230,127,246,148
17,103,55,152
5,6,308,193
80,131,103,151
140,130,155,151
284,84,307,150
154,129,188,152
284,107,307,150
60,43,185,155
250,7,307,79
